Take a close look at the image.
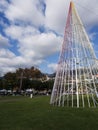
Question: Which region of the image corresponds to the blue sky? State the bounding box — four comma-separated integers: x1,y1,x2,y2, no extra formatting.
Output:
0,0,98,76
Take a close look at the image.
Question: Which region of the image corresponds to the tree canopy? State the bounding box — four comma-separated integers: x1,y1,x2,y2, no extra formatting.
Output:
0,66,54,91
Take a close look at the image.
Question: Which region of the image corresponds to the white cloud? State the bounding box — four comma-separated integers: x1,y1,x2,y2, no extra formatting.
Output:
5,24,62,58
0,49,36,75
18,32,62,58
45,0,68,34
0,0,8,12
5,0,45,27
0,49,15,58
89,32,98,41
48,63,58,72
0,34,10,48
73,0,98,30
0,48,16,75
0,66,16,76
5,25,40,40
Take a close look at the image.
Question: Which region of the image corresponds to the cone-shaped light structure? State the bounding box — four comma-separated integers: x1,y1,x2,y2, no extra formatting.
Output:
50,1,98,107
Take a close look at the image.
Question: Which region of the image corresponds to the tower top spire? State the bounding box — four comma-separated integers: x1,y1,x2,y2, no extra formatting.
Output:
70,1,75,10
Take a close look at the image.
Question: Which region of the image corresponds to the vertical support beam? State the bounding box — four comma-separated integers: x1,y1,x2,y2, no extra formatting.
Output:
75,58,79,108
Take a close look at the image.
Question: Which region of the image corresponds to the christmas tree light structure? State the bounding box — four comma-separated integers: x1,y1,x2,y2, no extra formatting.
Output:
50,1,98,107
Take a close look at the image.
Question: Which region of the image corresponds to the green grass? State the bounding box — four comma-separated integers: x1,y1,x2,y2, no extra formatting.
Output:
0,96,98,130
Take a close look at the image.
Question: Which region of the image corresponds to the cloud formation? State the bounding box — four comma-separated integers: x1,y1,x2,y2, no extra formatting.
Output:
0,34,10,48
5,0,45,27
48,63,58,73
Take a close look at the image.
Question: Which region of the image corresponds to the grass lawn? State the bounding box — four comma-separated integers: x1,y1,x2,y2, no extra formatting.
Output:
0,95,98,130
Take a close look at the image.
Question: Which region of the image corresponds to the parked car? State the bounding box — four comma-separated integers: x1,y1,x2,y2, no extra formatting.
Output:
0,89,7,95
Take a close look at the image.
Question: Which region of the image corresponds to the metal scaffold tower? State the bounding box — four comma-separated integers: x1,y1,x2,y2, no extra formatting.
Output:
50,1,98,107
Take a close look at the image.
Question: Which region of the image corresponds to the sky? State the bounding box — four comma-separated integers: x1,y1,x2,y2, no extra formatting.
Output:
0,0,98,76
